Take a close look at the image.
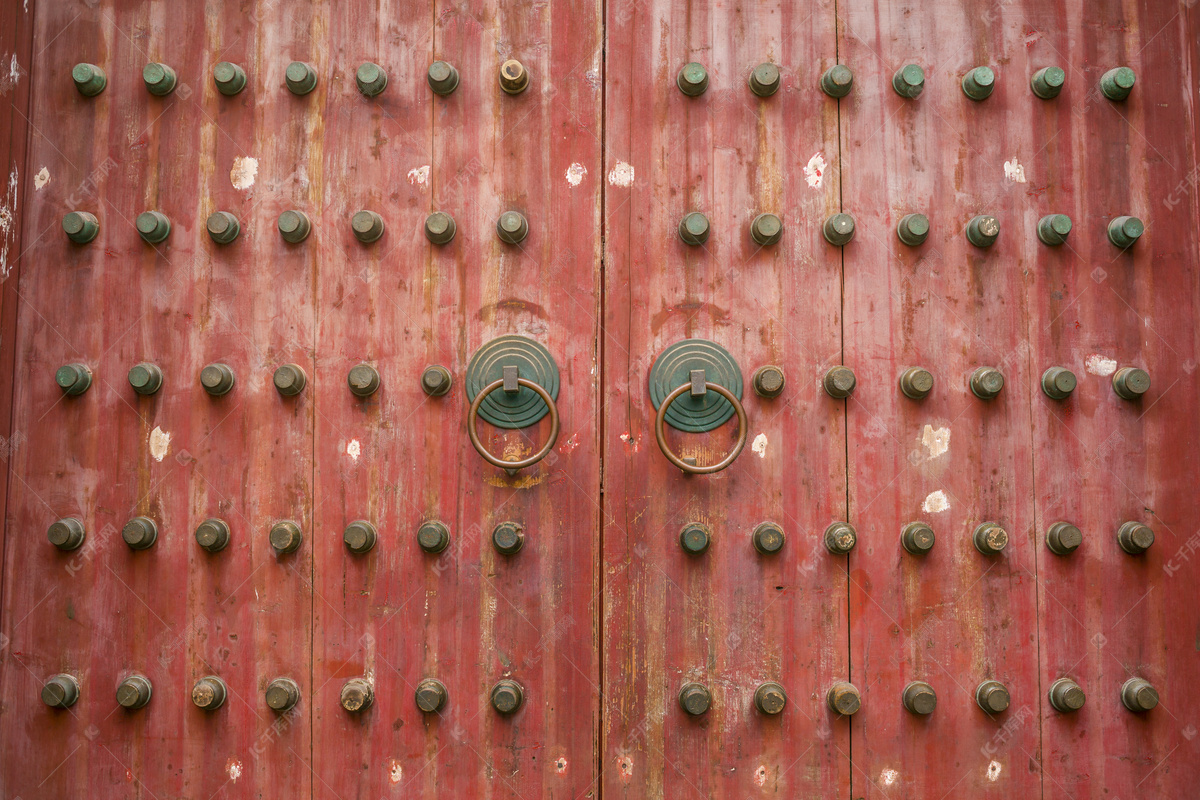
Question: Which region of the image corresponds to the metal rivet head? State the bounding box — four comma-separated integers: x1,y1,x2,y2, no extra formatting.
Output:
347,364,380,397
136,211,171,243
824,522,857,554
902,681,937,715
418,520,451,554
72,63,107,96
270,521,303,555
421,365,452,396
492,521,524,555
754,682,787,715
751,213,783,245
355,62,388,97
192,676,227,711
415,678,448,713
823,366,857,398
892,64,925,98
206,211,241,244
678,212,710,246
1045,521,1083,555
343,520,377,554
285,61,318,95
428,61,460,95
752,365,785,398
200,363,235,396
970,366,1004,400
42,674,80,708
56,363,92,396
63,211,100,244
678,682,712,716
340,678,373,712
752,522,785,555
1107,216,1144,248
975,680,1010,713
901,521,935,555
677,62,709,96
265,678,301,712
827,681,862,715
351,210,384,243
496,211,529,244
1121,677,1158,712
491,679,524,714
1041,367,1077,400
973,522,1009,555
1117,521,1154,554
1038,214,1073,246
278,210,311,243
1112,366,1150,400
823,213,856,246
679,522,711,555
195,518,231,552
1101,66,1136,101
1031,66,1066,99
499,59,529,94
273,363,307,396
966,214,999,247
213,61,247,95
962,66,995,100
116,674,153,709
749,63,780,97
142,62,177,96
899,366,934,399
122,516,158,550
820,64,853,97
48,517,86,551
424,211,457,244
896,213,929,246
1048,677,1086,712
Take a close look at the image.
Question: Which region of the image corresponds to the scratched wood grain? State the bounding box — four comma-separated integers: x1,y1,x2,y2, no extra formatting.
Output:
0,1,314,796
838,3,1042,796
309,0,603,797
1023,1,1200,796
602,1,850,796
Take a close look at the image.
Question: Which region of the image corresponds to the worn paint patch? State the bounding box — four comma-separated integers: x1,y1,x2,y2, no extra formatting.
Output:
881,768,899,786
754,765,768,786
920,424,950,459
33,166,50,190
555,757,568,775
407,165,430,187
751,432,769,458
987,760,1002,781
619,431,638,452
618,755,633,780
565,162,587,186
559,432,580,454
484,472,546,489
346,439,361,461
1085,353,1118,376
0,54,19,95
804,152,826,188
0,168,17,278
922,490,949,513
226,757,242,782
148,427,171,462
230,156,258,190
387,758,402,784
1003,158,1026,183
608,161,635,187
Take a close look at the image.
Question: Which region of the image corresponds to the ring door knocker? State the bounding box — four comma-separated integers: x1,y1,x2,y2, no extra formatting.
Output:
648,339,748,474
465,335,561,473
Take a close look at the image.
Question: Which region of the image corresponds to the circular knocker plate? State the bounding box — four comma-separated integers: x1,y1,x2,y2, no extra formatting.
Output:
648,339,744,432
465,335,560,429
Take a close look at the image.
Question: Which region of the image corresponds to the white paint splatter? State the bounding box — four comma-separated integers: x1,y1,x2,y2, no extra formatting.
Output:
920,424,950,459
607,161,634,187
0,54,20,95
555,757,568,775
751,432,769,458
565,162,587,187
1003,158,1026,183
1085,354,1117,376
804,152,826,188
559,432,580,454
33,166,49,190
987,760,1002,781
881,768,899,786
922,490,949,513
407,165,430,187
226,758,242,782
0,168,17,278
346,439,361,461
148,426,171,462
230,156,258,190
387,759,403,784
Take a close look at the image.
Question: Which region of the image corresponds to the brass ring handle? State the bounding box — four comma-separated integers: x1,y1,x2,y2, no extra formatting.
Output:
468,377,561,471
654,381,748,474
